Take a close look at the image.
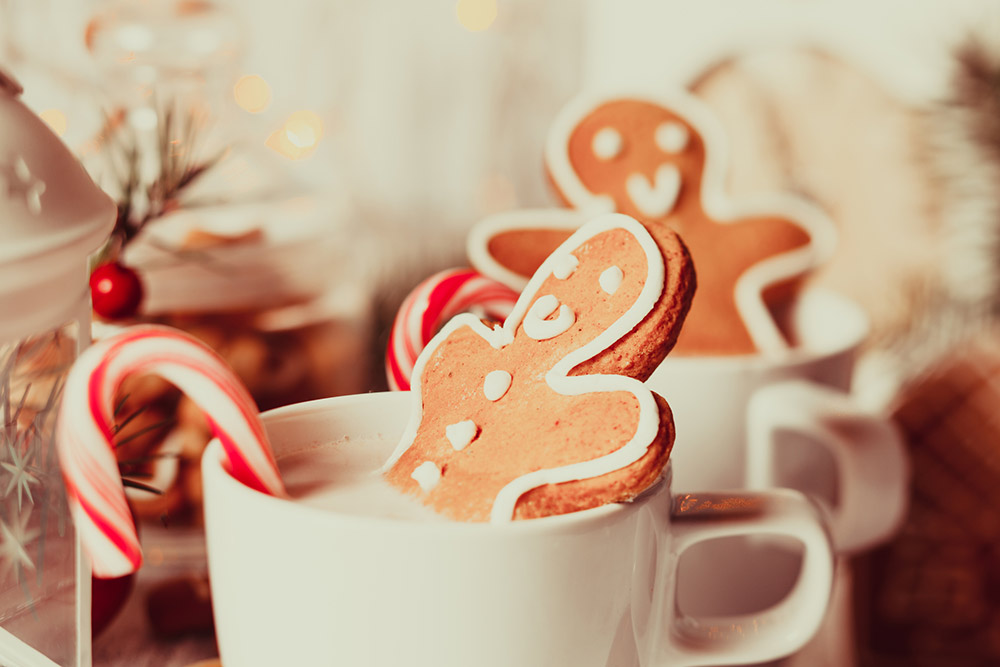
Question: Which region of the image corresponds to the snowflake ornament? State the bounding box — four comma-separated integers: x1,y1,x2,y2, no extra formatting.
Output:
0,155,46,215
0,506,39,581
2,439,40,510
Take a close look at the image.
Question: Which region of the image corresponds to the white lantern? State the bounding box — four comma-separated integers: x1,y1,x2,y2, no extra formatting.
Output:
0,69,115,666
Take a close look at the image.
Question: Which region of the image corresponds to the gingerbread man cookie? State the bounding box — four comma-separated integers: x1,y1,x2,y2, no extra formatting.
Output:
468,92,835,356
384,213,694,522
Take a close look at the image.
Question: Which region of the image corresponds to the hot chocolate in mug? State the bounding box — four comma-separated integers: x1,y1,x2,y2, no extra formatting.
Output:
202,391,836,667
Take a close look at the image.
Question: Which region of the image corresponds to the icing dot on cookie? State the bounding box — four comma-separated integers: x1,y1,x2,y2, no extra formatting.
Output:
411,461,441,492
599,266,624,295
446,420,478,451
592,127,623,160
655,121,689,154
484,370,512,401
523,295,576,340
551,253,579,280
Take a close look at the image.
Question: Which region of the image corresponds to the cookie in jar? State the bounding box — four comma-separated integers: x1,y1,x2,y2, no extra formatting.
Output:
96,195,373,526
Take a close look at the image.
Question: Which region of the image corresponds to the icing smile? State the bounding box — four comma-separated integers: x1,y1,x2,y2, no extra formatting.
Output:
625,164,682,219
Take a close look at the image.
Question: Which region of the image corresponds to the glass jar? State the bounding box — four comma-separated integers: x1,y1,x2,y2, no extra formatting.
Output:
0,321,87,666
104,194,373,535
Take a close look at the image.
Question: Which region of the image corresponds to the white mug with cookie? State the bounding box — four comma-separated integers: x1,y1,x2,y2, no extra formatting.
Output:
203,391,834,667
202,214,835,666
467,91,908,555
464,93,907,665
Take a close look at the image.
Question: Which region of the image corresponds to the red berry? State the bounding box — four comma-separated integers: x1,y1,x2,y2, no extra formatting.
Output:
92,570,134,637
90,262,144,320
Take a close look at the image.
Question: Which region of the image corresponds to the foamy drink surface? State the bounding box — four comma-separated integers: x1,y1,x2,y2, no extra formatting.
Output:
278,438,446,522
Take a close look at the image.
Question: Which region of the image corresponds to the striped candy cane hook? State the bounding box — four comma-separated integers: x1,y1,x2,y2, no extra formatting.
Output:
386,269,518,391
57,325,285,578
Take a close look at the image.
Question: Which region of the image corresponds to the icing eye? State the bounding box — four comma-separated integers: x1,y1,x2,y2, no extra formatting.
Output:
551,253,579,280
655,122,689,154
592,127,623,160
599,266,624,295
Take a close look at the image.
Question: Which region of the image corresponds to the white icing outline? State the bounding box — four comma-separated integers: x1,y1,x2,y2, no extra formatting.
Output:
467,208,591,292
522,294,575,340
539,90,837,355
385,214,665,522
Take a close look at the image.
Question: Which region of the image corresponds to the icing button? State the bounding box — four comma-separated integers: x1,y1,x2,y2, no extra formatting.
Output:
445,420,478,451
411,461,442,492
483,370,512,401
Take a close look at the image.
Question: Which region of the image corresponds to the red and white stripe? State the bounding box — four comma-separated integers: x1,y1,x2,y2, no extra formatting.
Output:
386,269,518,391
56,325,285,578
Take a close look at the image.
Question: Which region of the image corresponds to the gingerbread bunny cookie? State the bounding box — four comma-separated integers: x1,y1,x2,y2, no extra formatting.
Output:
384,213,694,522
468,92,835,356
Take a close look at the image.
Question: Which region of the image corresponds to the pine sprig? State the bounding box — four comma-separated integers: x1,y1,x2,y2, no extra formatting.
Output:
105,100,225,250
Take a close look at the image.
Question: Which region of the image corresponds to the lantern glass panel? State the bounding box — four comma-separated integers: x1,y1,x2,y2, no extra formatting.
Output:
0,318,83,667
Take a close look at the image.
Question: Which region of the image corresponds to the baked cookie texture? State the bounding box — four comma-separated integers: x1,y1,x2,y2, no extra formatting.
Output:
469,92,834,357
384,214,695,522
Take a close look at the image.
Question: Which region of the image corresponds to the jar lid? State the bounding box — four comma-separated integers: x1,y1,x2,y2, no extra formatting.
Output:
121,194,357,314
0,66,115,266
0,66,116,342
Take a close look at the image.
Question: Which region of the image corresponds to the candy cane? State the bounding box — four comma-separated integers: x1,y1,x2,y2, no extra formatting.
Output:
387,269,518,391
56,325,285,578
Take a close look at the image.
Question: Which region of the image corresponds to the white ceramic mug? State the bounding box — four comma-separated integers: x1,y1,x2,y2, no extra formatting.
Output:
646,287,907,659
202,391,835,667
648,287,908,554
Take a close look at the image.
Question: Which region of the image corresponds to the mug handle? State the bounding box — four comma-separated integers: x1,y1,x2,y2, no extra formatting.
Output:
632,487,834,667
746,379,909,553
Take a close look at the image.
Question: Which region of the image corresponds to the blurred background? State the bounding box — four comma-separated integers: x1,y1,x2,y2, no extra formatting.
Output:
2,0,1000,665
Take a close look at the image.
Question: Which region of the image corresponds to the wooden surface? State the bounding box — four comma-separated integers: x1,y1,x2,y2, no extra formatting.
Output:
92,527,217,667
92,567,217,667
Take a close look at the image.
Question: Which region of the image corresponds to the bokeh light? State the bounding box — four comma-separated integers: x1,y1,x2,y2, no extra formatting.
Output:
284,110,323,148
38,109,67,137
234,74,271,113
266,110,323,160
456,0,497,32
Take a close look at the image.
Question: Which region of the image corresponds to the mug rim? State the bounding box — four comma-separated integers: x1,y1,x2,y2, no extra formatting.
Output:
203,391,670,538
661,286,869,371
